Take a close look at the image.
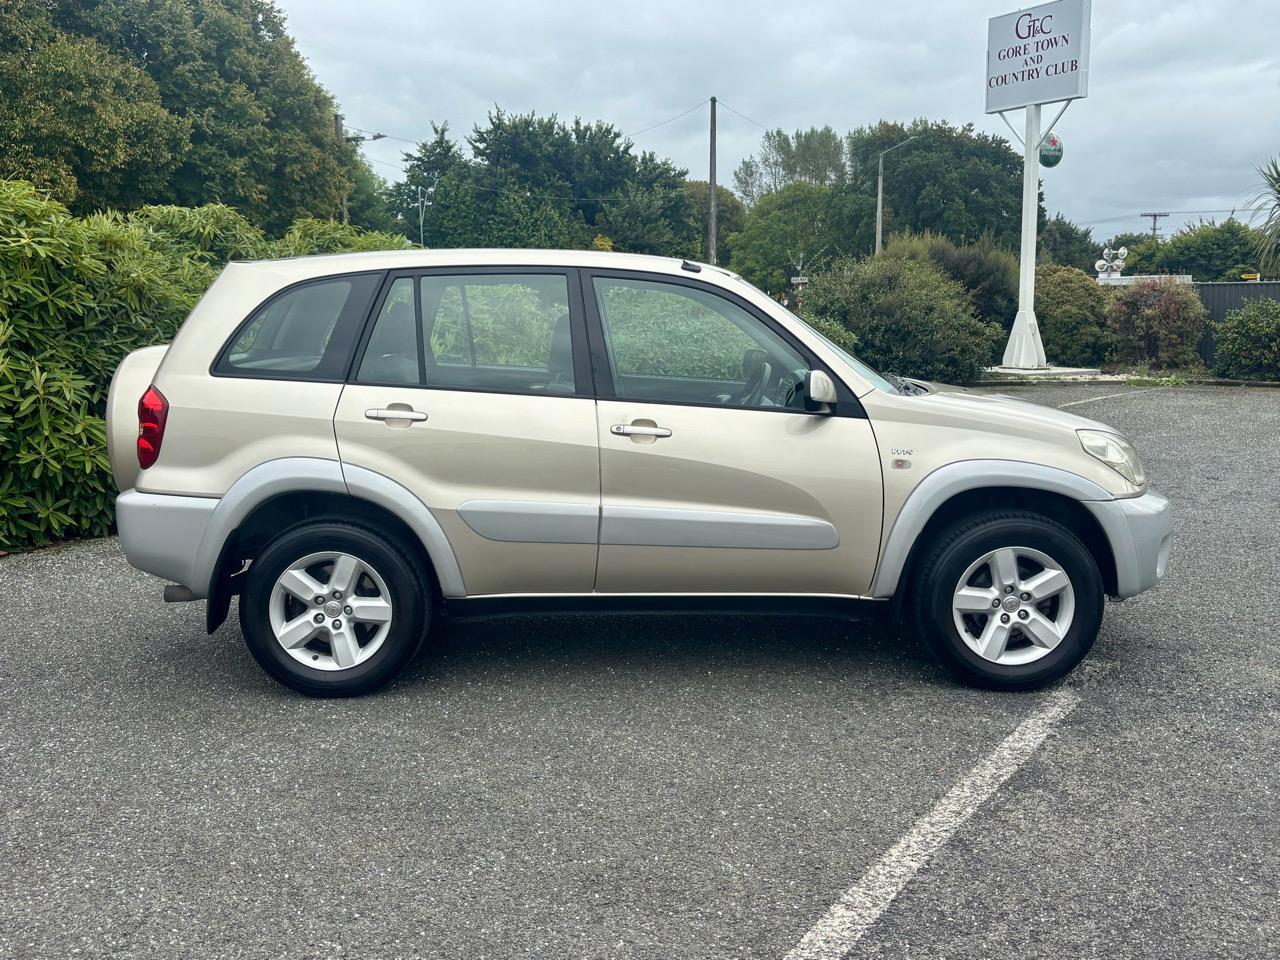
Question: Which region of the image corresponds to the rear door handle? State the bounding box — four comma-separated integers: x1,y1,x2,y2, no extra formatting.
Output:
611,423,671,438
365,407,428,422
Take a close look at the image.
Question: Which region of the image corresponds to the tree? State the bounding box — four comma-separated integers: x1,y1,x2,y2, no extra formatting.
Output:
1118,220,1261,280
845,120,1033,250
1,0,362,231
1253,157,1280,276
726,183,837,292
388,112,695,254
0,21,189,212
1151,219,1260,281
1040,214,1097,272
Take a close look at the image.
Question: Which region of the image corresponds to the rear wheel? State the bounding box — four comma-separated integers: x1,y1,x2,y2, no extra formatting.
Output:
909,510,1103,690
239,521,430,696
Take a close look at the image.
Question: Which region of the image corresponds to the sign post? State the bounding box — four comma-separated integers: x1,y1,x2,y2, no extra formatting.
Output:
986,0,1091,369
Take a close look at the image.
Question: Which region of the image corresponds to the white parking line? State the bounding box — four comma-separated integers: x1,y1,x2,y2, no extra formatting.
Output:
1057,387,1168,409
782,688,1081,960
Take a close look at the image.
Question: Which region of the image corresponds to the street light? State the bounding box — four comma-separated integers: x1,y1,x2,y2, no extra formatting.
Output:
875,135,918,255
415,186,430,249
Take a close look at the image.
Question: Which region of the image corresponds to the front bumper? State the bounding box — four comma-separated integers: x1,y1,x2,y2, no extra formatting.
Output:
1084,490,1173,599
116,489,219,596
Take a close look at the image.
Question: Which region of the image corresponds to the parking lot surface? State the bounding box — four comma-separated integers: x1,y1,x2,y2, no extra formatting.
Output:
2,384,1277,959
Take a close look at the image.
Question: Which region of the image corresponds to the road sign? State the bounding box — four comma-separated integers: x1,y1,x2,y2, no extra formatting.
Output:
986,0,1091,114
790,277,809,285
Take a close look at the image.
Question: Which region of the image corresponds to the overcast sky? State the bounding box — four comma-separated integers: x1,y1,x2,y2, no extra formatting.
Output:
282,0,1279,243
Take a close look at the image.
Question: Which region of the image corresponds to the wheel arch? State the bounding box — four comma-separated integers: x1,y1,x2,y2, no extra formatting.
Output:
873,461,1119,602
196,458,466,632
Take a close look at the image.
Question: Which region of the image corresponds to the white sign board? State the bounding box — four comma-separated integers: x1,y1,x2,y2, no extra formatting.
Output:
986,0,1090,113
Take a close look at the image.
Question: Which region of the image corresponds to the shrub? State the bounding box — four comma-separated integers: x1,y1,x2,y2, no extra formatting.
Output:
803,255,1003,383
884,231,1018,329
0,178,417,550
1034,264,1112,367
1212,297,1280,381
0,182,204,548
1107,278,1206,369
271,218,413,257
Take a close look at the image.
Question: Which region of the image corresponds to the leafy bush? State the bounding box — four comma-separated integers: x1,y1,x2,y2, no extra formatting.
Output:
1034,264,1112,367
0,178,414,550
803,255,1002,383
1107,278,1206,369
884,231,1018,330
270,218,413,257
1212,297,1280,381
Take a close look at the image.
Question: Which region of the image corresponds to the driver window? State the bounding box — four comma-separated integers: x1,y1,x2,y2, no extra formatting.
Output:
591,277,807,409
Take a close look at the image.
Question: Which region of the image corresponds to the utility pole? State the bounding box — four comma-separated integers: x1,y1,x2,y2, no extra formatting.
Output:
1141,211,1169,242
334,113,349,225
333,113,386,227
708,96,718,266
875,136,917,254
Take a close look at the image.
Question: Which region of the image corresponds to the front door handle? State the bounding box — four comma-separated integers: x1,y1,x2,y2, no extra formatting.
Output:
611,423,672,438
365,407,428,423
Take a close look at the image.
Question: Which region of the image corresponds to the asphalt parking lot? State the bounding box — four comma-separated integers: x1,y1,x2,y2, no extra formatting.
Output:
2,383,1277,960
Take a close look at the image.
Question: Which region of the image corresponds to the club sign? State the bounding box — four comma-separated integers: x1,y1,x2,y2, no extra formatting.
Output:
986,0,1091,113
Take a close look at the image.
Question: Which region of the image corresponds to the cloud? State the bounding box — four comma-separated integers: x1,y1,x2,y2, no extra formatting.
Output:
283,0,1279,243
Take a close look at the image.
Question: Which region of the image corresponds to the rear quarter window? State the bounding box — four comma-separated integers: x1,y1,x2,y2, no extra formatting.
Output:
213,273,382,381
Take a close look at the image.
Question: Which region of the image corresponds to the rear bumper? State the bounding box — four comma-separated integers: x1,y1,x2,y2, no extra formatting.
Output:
116,489,219,596
1084,490,1173,599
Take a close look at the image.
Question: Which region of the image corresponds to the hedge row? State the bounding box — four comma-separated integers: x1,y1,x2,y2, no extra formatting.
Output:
0,178,409,550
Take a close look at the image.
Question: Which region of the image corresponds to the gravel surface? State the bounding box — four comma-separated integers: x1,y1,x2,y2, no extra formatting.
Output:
1,384,1276,959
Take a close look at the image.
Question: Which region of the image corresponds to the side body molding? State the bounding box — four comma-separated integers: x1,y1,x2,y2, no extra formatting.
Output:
189,457,466,599
870,459,1114,598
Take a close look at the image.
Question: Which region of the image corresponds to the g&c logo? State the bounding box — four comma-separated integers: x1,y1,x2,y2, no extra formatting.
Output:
1015,13,1054,39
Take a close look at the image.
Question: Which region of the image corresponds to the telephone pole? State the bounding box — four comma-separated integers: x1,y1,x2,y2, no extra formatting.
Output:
334,113,349,225
708,96,718,266
1141,211,1169,242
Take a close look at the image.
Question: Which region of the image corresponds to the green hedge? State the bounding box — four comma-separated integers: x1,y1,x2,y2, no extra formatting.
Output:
0,179,409,550
802,254,1002,383
1035,264,1112,367
1212,298,1280,381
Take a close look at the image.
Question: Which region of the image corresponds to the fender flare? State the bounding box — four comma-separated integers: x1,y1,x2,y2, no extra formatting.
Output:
191,457,466,600
870,459,1114,598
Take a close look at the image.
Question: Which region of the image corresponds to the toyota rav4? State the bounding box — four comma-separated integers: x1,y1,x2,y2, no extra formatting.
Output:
106,249,1172,696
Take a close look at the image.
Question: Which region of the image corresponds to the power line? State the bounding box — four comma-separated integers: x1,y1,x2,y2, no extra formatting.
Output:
716,100,770,131
624,99,709,137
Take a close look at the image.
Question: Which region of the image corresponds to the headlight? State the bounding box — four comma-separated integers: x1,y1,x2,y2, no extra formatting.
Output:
1077,429,1146,486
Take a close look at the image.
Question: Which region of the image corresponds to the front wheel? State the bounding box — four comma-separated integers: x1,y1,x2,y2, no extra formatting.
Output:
909,510,1104,690
239,520,431,696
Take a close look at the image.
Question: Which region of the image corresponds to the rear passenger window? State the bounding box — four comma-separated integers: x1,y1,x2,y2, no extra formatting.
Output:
356,273,577,395
215,274,381,380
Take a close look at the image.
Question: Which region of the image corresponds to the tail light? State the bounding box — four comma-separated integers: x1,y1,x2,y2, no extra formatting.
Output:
137,385,168,469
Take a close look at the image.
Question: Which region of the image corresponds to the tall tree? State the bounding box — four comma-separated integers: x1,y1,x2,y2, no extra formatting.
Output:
2,0,360,230
1040,214,1097,272
389,112,696,255
845,120,1033,250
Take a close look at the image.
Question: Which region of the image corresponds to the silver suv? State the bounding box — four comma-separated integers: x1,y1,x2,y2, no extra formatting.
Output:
107,249,1172,696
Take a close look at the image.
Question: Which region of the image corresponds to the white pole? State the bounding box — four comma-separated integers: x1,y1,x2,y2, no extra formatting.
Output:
1002,102,1047,369
875,153,884,254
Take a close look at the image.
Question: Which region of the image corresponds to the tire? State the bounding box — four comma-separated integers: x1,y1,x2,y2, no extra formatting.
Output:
908,509,1103,691
239,520,431,696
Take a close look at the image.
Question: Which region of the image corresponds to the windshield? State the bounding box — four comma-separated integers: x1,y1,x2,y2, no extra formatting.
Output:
793,316,902,395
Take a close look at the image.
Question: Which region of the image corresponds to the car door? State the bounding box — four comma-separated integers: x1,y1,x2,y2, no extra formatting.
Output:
584,271,883,597
333,268,600,596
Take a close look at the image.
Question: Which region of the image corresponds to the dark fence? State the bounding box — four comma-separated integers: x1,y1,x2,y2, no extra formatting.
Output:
1193,281,1280,365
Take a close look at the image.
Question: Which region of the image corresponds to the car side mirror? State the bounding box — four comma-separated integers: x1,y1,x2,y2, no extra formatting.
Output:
803,369,838,412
